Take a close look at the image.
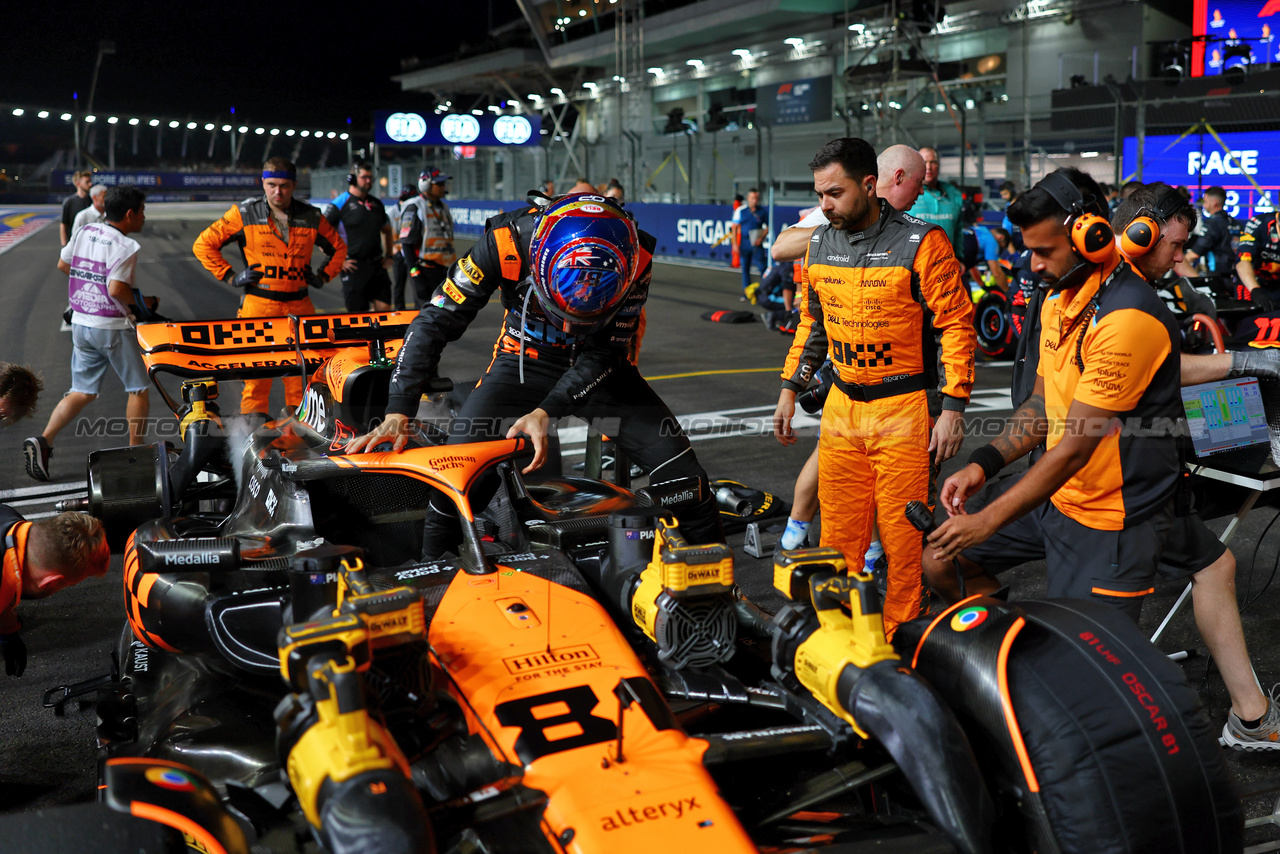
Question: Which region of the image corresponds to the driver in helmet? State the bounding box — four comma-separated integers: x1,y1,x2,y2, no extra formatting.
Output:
347,193,724,556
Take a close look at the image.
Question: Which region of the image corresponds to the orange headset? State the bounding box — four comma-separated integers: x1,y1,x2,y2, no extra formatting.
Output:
1118,185,1186,258
1038,171,1113,263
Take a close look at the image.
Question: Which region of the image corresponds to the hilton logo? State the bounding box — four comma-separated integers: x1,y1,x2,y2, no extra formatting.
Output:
503,644,599,674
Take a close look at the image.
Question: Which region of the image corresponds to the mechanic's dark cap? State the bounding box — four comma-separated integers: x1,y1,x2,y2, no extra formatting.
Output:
420,167,450,184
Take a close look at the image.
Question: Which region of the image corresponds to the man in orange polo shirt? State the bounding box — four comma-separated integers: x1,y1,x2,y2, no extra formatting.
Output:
926,168,1183,621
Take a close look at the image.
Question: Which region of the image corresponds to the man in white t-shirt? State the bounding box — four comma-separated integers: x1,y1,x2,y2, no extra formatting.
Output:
25,186,157,481
70,185,107,237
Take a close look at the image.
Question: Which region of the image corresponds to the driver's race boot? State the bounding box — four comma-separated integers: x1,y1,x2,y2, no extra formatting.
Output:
421,501,463,561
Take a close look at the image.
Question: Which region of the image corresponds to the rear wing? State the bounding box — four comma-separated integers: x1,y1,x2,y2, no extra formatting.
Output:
136,311,420,383
136,311,420,414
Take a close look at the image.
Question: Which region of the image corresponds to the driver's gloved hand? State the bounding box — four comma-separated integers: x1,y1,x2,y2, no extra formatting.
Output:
304,267,329,289
1230,349,1280,381
227,264,263,289
1249,288,1279,312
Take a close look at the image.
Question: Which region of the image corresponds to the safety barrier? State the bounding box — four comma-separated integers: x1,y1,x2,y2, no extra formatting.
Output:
447,198,809,265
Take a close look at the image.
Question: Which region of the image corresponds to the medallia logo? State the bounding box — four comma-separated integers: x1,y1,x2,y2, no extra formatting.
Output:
384,112,427,143
494,115,533,145
441,114,481,144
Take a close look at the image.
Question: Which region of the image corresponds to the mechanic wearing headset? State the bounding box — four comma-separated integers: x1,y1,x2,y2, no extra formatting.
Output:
1117,183,1278,748
193,157,346,420
397,167,456,311
348,193,724,555
1237,206,1280,311
774,137,975,637
925,168,1183,622
322,162,394,313
0,506,109,678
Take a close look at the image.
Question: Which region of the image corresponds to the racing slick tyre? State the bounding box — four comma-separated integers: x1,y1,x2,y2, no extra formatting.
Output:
974,289,1016,360
896,597,1242,854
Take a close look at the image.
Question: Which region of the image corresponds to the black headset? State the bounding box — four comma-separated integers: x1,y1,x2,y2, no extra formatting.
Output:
347,163,371,189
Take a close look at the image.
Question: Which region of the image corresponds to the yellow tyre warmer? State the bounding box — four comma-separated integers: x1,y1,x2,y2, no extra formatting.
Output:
896,597,1242,854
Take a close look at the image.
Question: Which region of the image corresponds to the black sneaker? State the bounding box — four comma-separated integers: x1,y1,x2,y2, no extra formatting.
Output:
23,436,50,482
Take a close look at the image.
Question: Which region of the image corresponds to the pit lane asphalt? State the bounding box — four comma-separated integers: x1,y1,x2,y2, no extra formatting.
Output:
1,203,1278,840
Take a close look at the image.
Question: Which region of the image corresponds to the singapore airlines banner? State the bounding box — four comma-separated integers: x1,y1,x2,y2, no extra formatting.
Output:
374,111,542,147
448,199,806,263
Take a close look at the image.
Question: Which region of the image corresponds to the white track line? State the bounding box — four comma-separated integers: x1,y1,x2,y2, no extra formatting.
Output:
0,481,88,500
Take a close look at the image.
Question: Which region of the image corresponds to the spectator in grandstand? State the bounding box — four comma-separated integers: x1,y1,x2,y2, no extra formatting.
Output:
59,171,93,247
70,185,107,237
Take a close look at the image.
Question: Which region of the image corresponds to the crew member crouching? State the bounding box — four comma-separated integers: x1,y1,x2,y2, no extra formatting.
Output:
0,505,109,677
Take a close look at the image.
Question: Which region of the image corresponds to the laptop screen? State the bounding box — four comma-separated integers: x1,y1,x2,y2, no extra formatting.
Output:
1181,377,1270,457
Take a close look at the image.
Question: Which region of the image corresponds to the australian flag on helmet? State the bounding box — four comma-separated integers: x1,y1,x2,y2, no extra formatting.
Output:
530,194,639,335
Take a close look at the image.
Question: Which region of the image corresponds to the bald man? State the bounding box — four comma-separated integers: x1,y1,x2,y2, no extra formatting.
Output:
770,145,927,263
907,147,965,254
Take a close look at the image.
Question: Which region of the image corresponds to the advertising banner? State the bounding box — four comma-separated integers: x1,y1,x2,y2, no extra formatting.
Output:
52,171,260,190
447,199,809,262
1123,130,1278,219
374,111,542,147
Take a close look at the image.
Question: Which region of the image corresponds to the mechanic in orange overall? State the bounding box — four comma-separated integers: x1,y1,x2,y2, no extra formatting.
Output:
193,157,346,419
774,138,974,637
0,504,109,677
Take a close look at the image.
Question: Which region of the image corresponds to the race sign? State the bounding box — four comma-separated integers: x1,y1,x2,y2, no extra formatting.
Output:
1123,131,1280,220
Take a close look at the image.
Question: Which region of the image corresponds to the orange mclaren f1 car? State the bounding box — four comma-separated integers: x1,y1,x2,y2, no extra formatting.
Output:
17,313,1242,854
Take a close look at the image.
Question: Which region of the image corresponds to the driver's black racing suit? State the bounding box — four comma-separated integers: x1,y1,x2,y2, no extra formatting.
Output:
385,205,724,556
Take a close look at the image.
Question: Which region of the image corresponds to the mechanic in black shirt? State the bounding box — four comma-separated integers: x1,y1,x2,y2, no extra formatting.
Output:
59,170,93,247
1237,209,1280,310
347,193,724,557
322,162,394,312
1183,186,1236,276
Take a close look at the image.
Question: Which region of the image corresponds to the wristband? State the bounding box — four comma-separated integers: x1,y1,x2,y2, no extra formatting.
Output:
966,444,1005,481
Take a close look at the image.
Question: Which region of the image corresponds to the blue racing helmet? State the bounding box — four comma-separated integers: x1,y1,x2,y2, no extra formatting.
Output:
529,194,639,335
